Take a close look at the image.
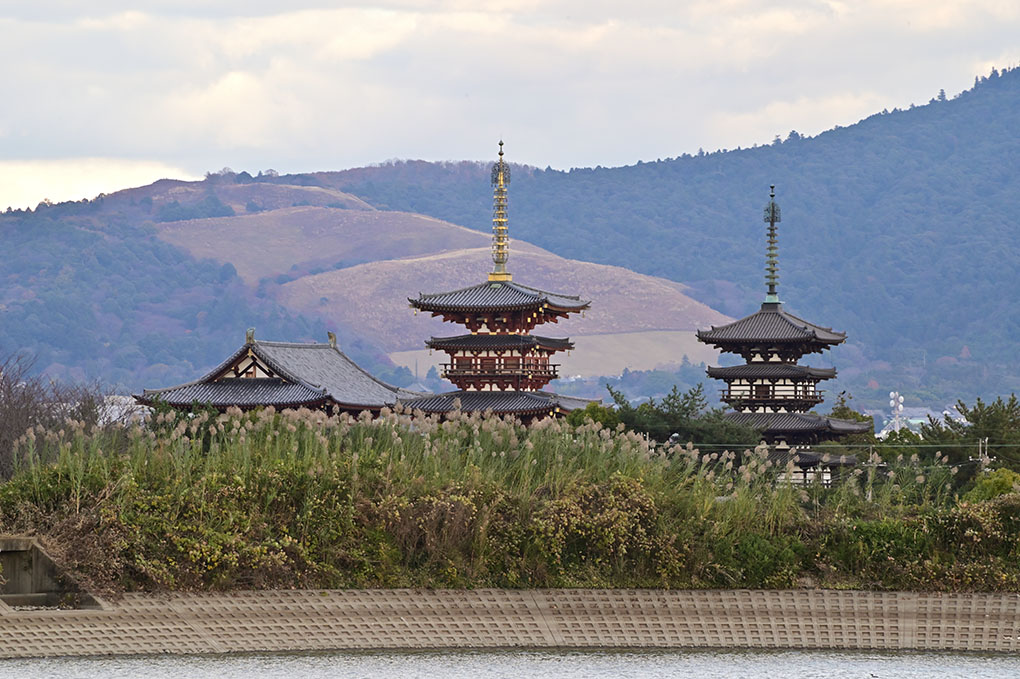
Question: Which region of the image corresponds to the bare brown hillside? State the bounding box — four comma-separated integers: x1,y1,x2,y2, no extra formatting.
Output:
276,247,730,352
96,178,373,215
154,207,528,285
150,202,730,368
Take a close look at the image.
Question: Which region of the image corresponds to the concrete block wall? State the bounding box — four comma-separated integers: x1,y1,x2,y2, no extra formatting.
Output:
2,589,1019,658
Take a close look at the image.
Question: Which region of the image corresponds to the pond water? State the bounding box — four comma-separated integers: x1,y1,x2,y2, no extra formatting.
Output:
4,648,1019,679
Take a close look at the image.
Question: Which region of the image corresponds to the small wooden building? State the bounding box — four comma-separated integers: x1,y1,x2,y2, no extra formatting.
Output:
135,330,420,415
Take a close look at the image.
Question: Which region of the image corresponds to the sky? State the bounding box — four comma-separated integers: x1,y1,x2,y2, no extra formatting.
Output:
0,0,1017,209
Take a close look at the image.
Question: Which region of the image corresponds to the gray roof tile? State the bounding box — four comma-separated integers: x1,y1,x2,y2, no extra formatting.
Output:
726,411,872,434
138,339,424,410
698,302,845,346
411,280,590,313
255,341,420,408
768,449,859,468
137,378,327,408
399,390,593,415
706,364,837,380
426,334,574,351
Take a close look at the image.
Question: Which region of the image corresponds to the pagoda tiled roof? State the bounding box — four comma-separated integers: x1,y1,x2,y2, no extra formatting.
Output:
725,411,872,435
399,390,594,416
768,449,858,469
426,334,574,352
697,302,845,346
136,339,422,411
706,363,837,380
410,280,590,313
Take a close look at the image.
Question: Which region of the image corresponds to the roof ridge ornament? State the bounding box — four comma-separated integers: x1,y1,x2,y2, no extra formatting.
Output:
763,184,781,304
489,140,512,282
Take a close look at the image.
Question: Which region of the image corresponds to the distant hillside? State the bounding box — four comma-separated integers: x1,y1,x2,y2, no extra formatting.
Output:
3,66,1017,406
275,245,725,351
290,67,1020,407
154,204,727,374
0,211,337,389
0,176,726,391
154,206,510,285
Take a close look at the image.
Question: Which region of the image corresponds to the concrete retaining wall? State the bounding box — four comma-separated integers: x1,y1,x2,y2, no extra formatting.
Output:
2,589,1020,658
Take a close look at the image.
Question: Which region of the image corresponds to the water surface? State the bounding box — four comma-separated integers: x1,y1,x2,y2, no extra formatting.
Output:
5,648,1019,679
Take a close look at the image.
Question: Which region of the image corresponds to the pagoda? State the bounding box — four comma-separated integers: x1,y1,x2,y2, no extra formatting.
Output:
399,142,593,419
696,187,871,446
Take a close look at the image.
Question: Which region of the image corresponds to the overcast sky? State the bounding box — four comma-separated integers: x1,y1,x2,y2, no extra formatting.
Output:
0,1,1017,209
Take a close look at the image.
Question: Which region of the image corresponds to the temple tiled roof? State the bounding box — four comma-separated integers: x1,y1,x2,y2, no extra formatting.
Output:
697,302,845,346
137,339,422,411
725,411,872,435
426,334,574,352
410,280,590,313
136,378,328,409
399,390,593,416
706,364,837,380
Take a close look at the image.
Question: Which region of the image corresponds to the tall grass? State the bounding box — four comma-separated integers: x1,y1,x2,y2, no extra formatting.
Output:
1,406,1017,594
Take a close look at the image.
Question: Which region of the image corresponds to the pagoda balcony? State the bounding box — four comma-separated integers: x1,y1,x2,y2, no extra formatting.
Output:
721,393,825,411
441,363,560,381
721,387,824,401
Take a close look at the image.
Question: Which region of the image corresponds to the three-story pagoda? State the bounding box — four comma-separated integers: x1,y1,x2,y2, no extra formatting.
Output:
697,187,871,445
400,142,593,418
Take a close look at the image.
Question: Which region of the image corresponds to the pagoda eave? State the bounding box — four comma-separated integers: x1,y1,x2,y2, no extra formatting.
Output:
707,365,837,381
723,411,872,444
398,389,594,419
698,339,835,360
425,309,574,334
426,334,574,353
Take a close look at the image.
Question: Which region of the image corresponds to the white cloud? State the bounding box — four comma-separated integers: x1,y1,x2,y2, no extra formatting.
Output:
709,92,891,149
0,159,200,211
0,1,1015,175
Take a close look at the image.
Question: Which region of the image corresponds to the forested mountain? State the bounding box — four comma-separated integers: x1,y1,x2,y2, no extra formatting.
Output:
0,210,388,390
298,67,1020,408
0,178,721,394
1,67,1017,408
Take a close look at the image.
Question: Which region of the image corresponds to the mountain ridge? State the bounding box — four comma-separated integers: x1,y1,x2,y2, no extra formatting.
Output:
2,67,1017,407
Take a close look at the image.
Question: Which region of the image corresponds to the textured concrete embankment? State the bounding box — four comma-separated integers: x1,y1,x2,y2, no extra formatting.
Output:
2,589,1020,658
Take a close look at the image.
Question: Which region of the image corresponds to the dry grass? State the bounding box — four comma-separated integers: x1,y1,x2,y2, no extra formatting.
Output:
1,406,1006,594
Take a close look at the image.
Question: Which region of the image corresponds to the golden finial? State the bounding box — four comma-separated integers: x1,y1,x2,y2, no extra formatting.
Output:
489,140,512,282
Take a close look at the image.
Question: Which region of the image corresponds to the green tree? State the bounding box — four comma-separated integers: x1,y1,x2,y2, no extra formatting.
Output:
566,401,620,430
608,384,760,450
922,395,1020,471
964,468,1020,502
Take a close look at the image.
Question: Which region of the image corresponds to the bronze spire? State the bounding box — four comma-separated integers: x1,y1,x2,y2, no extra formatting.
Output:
489,140,512,282
763,185,781,303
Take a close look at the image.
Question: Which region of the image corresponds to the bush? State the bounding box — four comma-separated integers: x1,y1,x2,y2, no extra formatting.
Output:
965,468,1020,502
0,353,108,479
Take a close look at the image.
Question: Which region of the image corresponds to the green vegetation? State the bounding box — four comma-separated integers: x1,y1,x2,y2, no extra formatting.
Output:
552,361,712,403
3,406,1019,595
920,395,1020,470
601,384,760,450
0,211,399,390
